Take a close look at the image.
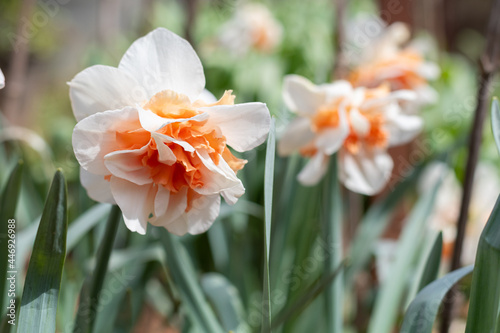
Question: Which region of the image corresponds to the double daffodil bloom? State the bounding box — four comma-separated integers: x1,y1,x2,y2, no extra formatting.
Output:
70,28,271,235
278,75,421,195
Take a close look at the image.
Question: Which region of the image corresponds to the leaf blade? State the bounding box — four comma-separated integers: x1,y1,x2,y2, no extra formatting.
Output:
18,170,68,333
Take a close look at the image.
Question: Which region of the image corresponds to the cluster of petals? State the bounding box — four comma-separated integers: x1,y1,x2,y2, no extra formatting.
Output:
278,75,421,195
348,22,440,105
70,28,270,235
218,3,283,55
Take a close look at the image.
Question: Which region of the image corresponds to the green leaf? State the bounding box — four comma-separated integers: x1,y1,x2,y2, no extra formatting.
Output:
417,232,443,293
262,118,275,332
321,156,343,333
466,195,500,332
0,161,23,315
368,174,442,333
73,204,121,333
401,265,473,333
18,170,68,333
405,231,443,309
201,273,248,332
491,98,500,155
67,203,111,250
159,230,224,332
271,260,346,329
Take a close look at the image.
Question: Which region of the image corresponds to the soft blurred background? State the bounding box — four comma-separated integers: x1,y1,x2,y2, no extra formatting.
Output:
0,0,499,332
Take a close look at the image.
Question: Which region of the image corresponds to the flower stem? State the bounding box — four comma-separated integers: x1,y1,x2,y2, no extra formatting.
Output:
332,0,347,80
440,1,500,331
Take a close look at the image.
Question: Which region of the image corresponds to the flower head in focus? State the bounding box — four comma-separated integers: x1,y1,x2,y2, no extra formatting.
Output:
70,28,271,235
218,3,283,55
419,162,500,265
278,75,421,195
0,69,4,89
348,22,440,105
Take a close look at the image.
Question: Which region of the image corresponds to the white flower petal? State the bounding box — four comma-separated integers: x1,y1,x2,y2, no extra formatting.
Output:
104,146,153,185
297,152,329,186
154,185,171,218
277,117,315,156
164,214,189,236
68,65,146,121
72,106,140,175
80,168,115,204
339,149,393,195
385,105,423,146
110,177,156,235
349,108,370,137
322,80,353,102
151,133,176,164
283,75,326,116
315,105,349,155
198,89,218,103
151,187,188,228
0,69,4,89
200,102,270,152
195,150,244,202
186,194,221,234
418,62,440,80
118,28,205,101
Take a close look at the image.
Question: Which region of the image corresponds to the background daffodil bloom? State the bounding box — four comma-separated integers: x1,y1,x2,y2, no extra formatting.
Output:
278,74,422,195
218,3,283,55
70,28,271,236
348,22,440,105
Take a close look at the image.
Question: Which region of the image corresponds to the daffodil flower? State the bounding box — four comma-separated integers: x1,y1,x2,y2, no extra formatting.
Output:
70,28,271,235
348,22,440,105
278,75,421,195
218,3,282,55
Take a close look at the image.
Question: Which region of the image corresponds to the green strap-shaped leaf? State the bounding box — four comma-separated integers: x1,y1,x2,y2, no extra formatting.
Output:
18,170,68,333
0,161,23,315
401,265,473,333
466,194,500,332
321,156,343,333
368,174,442,333
73,204,121,333
201,273,248,332
417,232,443,293
160,230,224,332
491,98,500,155
262,118,275,332
271,260,346,329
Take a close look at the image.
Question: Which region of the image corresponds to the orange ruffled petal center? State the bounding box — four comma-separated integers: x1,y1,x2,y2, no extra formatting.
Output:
310,85,390,156
113,89,246,212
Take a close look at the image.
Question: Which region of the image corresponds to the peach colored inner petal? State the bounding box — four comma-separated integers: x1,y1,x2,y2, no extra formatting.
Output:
349,50,427,90
306,86,391,157
111,89,246,214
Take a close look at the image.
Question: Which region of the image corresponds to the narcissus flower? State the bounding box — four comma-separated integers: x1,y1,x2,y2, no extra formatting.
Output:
70,28,270,235
218,3,282,55
278,75,421,195
0,69,4,89
348,23,440,105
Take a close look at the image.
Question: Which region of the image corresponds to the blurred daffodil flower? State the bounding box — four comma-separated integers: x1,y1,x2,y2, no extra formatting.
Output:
70,28,271,235
278,75,421,195
218,3,283,55
348,22,440,105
